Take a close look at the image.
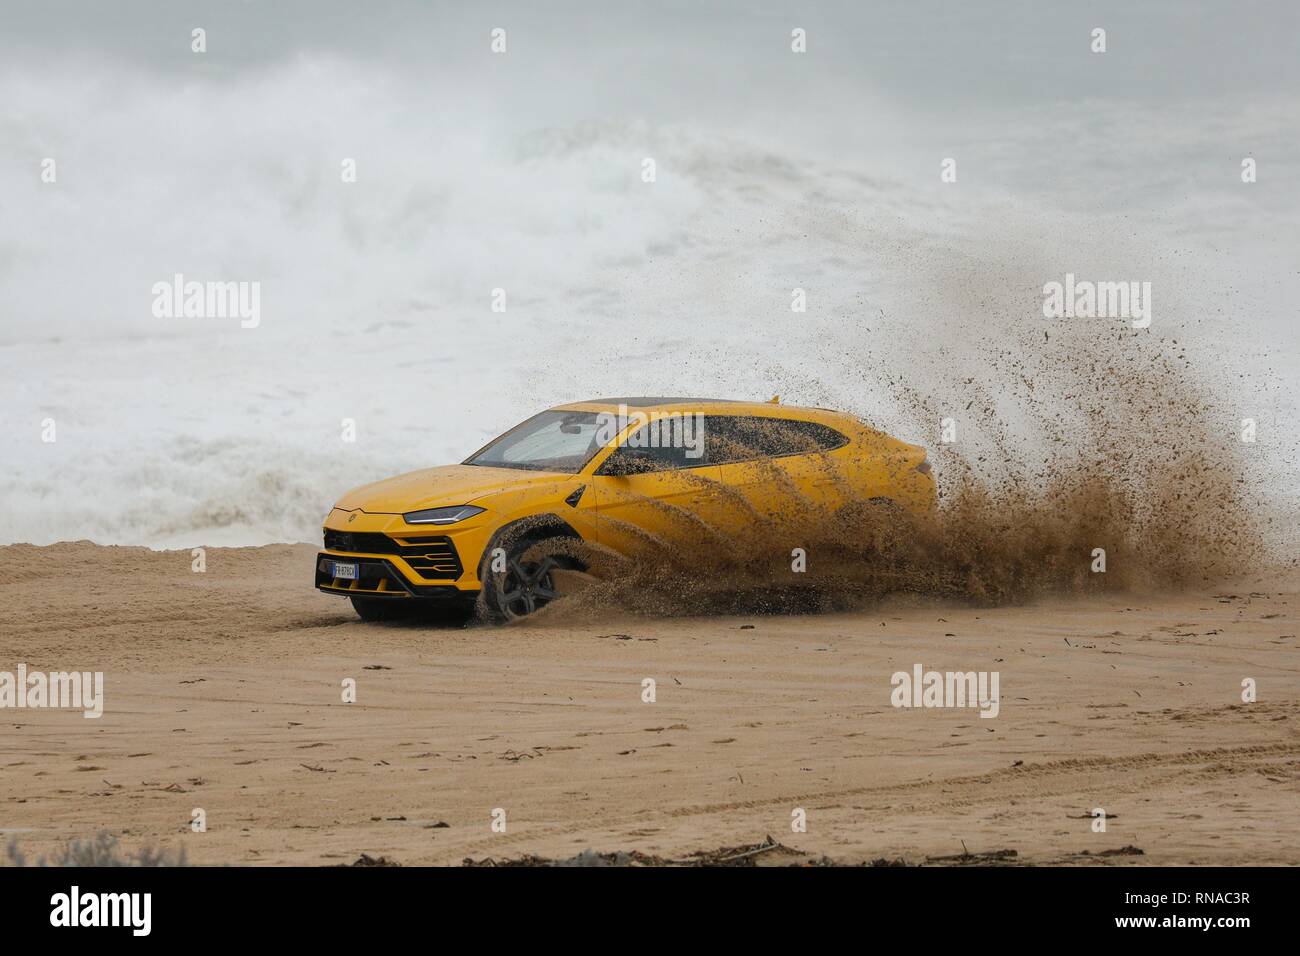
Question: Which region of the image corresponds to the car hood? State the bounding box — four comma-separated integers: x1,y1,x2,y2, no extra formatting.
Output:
334,464,569,514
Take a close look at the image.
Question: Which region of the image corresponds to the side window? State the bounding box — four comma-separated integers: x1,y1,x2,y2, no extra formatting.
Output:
597,421,708,475
705,417,847,465
784,420,849,452
703,417,757,465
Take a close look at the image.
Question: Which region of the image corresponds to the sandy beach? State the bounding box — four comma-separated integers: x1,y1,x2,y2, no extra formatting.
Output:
1,541,1295,866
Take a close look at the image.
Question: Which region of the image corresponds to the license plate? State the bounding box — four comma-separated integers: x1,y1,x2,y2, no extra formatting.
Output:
332,562,358,580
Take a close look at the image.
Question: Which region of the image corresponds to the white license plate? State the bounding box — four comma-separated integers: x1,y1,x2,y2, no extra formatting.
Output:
332,562,358,580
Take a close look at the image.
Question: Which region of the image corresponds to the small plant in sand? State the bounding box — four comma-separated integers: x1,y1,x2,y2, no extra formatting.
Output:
4,832,187,867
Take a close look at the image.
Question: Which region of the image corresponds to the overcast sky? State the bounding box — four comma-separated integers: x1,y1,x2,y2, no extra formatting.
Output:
5,1,1298,103
6,2,1296,207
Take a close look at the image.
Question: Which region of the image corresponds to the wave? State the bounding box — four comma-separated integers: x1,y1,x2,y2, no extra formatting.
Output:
0,58,1293,554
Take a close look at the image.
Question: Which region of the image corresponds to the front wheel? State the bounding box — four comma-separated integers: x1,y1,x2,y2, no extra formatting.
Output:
477,535,584,623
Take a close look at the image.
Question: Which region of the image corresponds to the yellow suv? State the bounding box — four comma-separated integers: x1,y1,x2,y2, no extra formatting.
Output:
315,397,935,621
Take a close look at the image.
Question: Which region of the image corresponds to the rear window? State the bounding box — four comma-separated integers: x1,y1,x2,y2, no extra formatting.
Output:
704,416,847,465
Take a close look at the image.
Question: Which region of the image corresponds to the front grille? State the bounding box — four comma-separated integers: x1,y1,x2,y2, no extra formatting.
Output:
324,530,398,553
313,554,472,601
323,529,463,579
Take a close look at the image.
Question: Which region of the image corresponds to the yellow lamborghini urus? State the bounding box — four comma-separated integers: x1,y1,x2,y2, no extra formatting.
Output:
315,397,936,621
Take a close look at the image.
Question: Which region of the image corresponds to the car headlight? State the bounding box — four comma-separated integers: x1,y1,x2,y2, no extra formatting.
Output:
403,505,485,525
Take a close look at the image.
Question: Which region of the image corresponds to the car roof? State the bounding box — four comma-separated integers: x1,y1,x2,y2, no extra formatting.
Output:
562,397,743,407
552,397,852,420
544,398,919,451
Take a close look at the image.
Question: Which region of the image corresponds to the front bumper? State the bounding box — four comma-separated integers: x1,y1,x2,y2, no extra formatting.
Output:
314,554,475,601
315,507,491,598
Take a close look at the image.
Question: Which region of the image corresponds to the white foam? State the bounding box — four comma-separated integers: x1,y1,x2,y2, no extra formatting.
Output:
1,59,1294,548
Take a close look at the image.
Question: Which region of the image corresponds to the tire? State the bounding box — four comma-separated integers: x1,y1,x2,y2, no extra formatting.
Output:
476,530,584,623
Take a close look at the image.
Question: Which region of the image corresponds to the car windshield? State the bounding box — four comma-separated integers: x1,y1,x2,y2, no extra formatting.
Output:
464,410,609,473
